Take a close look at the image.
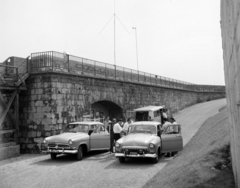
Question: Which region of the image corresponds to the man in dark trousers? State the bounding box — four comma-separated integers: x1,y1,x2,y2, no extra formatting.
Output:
109,118,116,153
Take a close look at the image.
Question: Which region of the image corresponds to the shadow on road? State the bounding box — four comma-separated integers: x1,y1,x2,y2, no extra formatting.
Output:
30,154,79,166
31,150,111,166
31,150,172,170
103,155,171,170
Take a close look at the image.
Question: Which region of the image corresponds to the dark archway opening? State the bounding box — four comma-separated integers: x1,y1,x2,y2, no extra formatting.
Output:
91,100,123,121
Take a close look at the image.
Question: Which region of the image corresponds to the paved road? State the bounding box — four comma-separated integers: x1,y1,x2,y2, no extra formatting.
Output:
0,99,226,188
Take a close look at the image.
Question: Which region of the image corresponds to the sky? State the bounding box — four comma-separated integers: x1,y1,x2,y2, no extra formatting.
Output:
0,0,225,85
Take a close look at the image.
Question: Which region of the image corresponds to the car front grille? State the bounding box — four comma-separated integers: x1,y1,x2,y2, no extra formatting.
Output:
123,148,148,154
48,143,70,149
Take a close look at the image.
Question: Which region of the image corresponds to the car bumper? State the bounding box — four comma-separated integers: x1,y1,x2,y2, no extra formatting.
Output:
42,149,78,154
115,153,157,158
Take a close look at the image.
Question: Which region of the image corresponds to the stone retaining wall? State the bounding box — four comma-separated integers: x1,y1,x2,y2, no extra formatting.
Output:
18,72,225,153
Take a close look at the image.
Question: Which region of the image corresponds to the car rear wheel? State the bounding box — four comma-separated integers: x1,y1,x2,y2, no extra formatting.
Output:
50,153,57,160
77,146,83,161
119,157,125,163
152,149,160,164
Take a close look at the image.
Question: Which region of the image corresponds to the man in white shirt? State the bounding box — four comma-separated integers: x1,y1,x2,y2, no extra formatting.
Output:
161,119,172,134
170,117,180,133
122,117,132,135
113,119,123,142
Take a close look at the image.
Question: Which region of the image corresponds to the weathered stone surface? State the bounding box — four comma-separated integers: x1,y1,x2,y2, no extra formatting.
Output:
0,144,20,160
221,0,240,186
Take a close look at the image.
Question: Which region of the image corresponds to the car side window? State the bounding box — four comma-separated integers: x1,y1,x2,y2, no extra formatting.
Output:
90,125,97,132
162,125,181,135
163,126,172,134
172,124,181,134
93,124,105,133
154,110,160,118
99,125,106,133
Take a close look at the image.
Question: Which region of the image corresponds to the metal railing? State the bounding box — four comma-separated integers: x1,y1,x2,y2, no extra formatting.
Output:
30,51,225,92
0,56,30,85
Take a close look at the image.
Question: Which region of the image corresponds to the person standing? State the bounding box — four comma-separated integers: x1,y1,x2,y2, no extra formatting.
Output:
112,119,123,152
113,119,123,141
170,117,180,133
109,118,116,153
122,117,132,135
161,118,172,134
161,118,173,157
162,106,168,120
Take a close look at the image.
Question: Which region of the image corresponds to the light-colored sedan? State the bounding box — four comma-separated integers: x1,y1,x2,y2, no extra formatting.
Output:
43,122,110,160
115,121,183,163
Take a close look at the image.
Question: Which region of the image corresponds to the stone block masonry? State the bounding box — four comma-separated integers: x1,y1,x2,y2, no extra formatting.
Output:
18,72,225,153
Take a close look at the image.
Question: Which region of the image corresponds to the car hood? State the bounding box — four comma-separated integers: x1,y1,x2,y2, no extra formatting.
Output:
46,133,89,143
119,133,156,147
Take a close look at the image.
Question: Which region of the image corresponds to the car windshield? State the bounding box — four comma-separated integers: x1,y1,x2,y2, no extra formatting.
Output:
65,124,89,133
128,124,156,135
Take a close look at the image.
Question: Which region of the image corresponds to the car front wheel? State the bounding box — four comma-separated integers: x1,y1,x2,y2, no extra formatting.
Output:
119,157,125,163
51,153,57,160
77,146,83,161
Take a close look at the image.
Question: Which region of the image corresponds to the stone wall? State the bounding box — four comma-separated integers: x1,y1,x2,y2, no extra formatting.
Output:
18,72,225,153
221,0,240,187
0,145,20,161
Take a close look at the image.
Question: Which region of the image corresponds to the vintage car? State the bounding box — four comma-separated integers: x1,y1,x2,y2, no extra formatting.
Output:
133,106,163,122
42,122,110,160
115,121,183,163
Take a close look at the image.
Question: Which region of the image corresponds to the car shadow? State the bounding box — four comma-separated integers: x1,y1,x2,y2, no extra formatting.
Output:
85,152,172,170
103,156,171,170
31,150,110,166
31,151,173,169
30,154,79,166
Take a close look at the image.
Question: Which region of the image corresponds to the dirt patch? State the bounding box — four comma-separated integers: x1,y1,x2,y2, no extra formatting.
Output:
211,144,232,171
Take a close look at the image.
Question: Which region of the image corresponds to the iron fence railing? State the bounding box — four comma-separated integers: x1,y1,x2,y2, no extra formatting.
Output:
0,56,30,85
30,51,225,92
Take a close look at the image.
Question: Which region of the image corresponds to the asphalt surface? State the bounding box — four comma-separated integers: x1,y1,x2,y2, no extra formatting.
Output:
0,98,226,188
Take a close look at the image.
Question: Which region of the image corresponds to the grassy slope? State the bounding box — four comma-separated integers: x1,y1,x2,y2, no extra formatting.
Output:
143,107,235,188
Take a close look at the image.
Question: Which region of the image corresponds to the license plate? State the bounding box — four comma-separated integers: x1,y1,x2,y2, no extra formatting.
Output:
130,152,137,155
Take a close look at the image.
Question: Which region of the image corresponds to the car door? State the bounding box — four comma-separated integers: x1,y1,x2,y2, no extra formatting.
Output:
90,124,110,150
161,125,183,152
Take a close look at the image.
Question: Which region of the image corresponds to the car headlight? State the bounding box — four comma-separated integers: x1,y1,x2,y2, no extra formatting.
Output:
149,143,155,148
68,139,74,145
115,142,121,147
43,138,47,144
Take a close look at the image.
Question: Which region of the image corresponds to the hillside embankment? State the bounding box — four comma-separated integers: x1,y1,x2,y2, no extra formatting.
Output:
143,106,235,188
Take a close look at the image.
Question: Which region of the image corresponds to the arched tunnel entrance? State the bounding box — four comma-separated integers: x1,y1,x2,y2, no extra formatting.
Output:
91,100,123,121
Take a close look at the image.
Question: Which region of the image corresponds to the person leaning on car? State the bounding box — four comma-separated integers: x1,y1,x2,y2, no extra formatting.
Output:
170,117,180,133
161,118,172,134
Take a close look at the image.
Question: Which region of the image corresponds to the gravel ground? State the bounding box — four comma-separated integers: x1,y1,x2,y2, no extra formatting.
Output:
0,99,226,188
